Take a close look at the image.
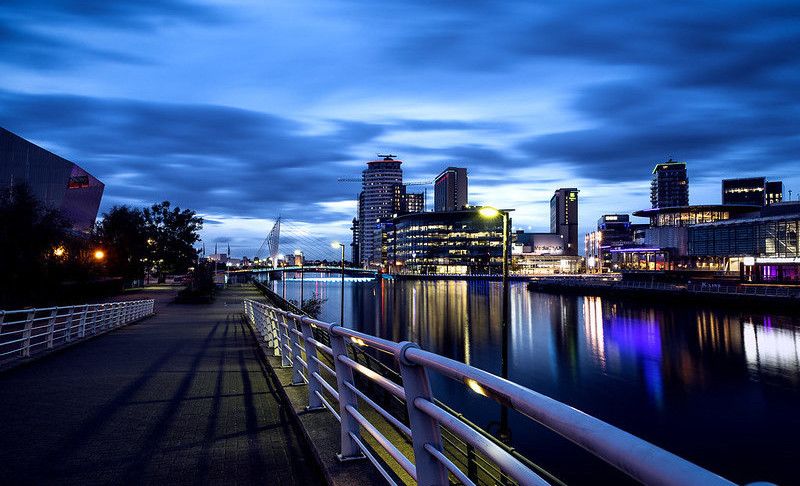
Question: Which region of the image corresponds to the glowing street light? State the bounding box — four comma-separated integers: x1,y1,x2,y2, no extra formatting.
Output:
94,250,105,260
332,242,345,326
53,246,65,257
479,205,514,445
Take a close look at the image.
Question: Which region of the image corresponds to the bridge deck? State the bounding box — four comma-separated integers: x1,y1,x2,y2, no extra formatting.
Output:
0,285,323,485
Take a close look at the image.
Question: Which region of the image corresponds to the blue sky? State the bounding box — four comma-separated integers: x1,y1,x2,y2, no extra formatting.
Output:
2,0,799,259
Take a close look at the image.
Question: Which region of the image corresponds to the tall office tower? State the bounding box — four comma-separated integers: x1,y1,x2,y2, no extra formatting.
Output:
0,127,104,232
550,188,579,256
434,167,468,211
765,181,783,205
722,177,784,206
358,155,403,266
650,159,689,208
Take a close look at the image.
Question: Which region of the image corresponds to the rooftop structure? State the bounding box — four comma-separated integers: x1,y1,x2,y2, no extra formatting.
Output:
650,160,688,208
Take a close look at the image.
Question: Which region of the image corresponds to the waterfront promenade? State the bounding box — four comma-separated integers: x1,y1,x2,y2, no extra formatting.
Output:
0,285,323,485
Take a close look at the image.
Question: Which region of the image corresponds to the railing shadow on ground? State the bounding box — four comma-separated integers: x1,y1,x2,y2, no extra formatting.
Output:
246,282,771,486
0,300,155,370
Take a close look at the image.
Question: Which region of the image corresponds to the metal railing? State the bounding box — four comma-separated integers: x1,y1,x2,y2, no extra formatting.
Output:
0,300,155,364
243,298,769,486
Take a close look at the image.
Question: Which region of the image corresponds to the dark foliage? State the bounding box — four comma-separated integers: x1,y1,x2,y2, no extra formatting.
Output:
94,205,147,285
290,292,328,319
0,183,75,307
143,201,203,282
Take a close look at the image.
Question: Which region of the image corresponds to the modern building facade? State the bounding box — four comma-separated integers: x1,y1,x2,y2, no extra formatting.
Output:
1,127,104,232
356,155,404,267
433,167,468,212
385,209,504,275
550,188,579,256
585,214,638,273
689,210,800,283
722,177,784,206
650,160,689,208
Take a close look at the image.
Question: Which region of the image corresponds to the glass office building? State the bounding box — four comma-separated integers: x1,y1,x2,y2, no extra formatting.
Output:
689,214,800,283
385,209,504,275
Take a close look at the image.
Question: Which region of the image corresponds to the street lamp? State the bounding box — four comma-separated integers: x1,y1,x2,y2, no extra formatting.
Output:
332,242,345,326
479,206,514,445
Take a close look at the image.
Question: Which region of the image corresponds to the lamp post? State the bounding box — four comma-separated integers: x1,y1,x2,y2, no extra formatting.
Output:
479,206,514,445
332,242,345,325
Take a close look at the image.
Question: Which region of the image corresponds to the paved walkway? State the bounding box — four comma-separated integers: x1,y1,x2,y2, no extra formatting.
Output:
0,285,323,485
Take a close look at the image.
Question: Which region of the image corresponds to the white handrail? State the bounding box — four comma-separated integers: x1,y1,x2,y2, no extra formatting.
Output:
0,300,155,364
243,299,770,486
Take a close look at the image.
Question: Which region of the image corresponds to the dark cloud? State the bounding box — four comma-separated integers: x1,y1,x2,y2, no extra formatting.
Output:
0,90,386,222
0,0,225,69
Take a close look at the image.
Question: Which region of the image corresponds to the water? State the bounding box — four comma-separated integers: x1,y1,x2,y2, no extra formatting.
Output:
266,274,800,485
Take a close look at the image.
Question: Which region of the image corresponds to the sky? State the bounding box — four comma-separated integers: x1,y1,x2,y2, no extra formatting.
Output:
2,0,799,260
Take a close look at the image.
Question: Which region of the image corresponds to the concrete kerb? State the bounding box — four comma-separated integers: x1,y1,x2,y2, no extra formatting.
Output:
243,314,387,486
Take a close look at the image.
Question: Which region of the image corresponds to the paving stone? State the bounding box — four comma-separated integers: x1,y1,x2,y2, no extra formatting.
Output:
0,285,324,486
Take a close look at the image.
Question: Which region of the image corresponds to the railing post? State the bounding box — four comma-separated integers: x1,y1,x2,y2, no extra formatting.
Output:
329,326,365,461
397,341,448,486
22,310,35,357
46,308,58,349
300,318,323,410
279,313,291,367
79,306,88,338
270,312,281,356
289,316,305,385
64,307,75,343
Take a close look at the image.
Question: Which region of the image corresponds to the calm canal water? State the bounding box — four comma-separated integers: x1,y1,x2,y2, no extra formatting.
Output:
267,275,800,486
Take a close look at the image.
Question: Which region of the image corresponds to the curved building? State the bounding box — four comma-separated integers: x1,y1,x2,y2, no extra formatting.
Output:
1,127,104,233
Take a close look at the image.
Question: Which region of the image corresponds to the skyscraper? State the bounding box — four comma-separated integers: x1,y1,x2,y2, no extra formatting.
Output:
434,167,468,211
357,155,403,266
650,159,689,208
550,188,579,256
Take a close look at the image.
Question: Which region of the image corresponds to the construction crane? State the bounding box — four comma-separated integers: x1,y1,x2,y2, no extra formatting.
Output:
337,178,433,185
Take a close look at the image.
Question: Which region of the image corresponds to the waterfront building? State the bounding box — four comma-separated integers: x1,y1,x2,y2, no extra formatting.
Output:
384,209,503,275
584,214,641,273
550,188,579,256
617,204,758,270
722,177,784,206
650,159,688,208
689,206,800,283
356,155,403,267
0,126,104,233
433,167,468,212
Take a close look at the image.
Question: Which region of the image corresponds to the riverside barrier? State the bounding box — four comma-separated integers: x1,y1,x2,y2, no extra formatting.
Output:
243,298,775,486
0,299,155,366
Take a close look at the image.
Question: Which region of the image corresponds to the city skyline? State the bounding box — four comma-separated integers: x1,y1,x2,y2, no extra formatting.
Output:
2,1,799,258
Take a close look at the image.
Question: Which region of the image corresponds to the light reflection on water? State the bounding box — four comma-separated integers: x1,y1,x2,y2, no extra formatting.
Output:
268,276,800,485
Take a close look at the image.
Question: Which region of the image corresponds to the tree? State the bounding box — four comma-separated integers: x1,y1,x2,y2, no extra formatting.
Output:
0,182,71,307
94,205,147,285
143,201,203,282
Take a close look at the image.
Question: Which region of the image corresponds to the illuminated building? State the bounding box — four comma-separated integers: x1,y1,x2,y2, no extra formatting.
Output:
405,191,425,213
385,209,503,275
550,188,579,256
650,159,688,208
584,214,641,273
1,126,104,233
618,205,758,271
722,177,783,206
434,167,468,211
689,210,800,283
356,155,403,267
